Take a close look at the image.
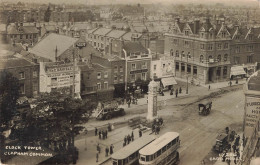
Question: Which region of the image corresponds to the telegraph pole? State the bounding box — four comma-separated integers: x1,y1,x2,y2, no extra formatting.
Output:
72,47,75,98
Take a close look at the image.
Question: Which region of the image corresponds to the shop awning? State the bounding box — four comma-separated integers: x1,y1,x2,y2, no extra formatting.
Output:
161,77,177,87
230,66,246,77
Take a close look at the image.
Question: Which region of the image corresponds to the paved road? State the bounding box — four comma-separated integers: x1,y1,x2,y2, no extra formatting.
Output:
74,85,245,165
157,86,244,165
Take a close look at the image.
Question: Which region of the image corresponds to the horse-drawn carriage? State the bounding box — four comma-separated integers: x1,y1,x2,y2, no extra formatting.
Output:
198,100,212,115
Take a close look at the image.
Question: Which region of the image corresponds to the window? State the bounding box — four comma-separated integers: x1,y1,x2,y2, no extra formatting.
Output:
176,62,179,71
94,35,96,39
181,63,185,72
156,150,162,157
224,43,229,49
184,41,189,48
181,51,185,58
247,45,254,52
154,65,157,70
184,30,189,36
163,64,165,68
20,34,23,39
235,35,240,40
217,67,221,77
224,54,228,61
208,55,214,63
94,42,96,46
247,56,253,63
19,83,25,94
162,146,167,152
187,65,191,73
248,34,253,40
51,77,57,84
97,72,101,79
120,75,123,81
201,33,204,38
142,62,147,69
131,63,136,70
114,76,118,81
200,44,205,50
234,56,240,64
97,83,101,90
217,43,222,50
119,66,123,72
221,32,226,38
114,66,118,73
170,49,174,56
131,74,135,81
175,50,179,57
200,55,204,63
141,73,146,81
193,66,197,75
217,55,221,62
33,70,37,78
235,46,240,53
187,52,191,58
104,82,108,89
19,72,25,79
223,66,227,75
208,44,213,50
33,82,38,93
104,71,108,78
26,35,28,39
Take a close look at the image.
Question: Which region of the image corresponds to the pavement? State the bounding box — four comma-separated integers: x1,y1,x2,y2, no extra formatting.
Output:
74,78,247,165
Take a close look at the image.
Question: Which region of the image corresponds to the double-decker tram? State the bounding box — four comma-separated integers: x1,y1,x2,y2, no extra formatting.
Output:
111,135,156,165
139,132,180,165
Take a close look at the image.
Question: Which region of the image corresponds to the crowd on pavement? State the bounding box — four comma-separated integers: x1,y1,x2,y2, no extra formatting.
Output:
123,131,135,147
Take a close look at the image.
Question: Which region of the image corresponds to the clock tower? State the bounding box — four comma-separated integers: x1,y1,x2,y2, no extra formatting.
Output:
147,79,158,121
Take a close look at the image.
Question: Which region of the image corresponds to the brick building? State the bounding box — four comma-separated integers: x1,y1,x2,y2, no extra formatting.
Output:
6,22,39,45
165,18,232,84
0,51,39,98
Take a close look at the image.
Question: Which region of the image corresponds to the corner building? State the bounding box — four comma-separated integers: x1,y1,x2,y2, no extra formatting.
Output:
165,18,231,84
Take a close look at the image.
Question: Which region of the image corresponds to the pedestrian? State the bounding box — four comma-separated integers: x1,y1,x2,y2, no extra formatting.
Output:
170,88,173,95
102,130,105,140
225,127,229,134
127,134,131,144
124,136,127,144
97,144,101,154
95,127,98,136
96,151,99,162
179,87,182,93
110,144,114,155
128,100,131,108
208,85,211,90
175,90,178,98
99,130,101,139
108,123,111,132
232,144,236,153
135,98,138,105
131,131,134,141
227,158,231,165
139,129,142,137
105,146,109,157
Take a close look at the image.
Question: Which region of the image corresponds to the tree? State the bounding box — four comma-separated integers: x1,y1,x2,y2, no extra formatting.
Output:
44,6,51,22
0,70,20,161
13,91,95,163
0,70,20,131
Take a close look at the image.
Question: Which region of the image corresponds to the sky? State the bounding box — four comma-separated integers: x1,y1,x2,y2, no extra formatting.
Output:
1,0,259,5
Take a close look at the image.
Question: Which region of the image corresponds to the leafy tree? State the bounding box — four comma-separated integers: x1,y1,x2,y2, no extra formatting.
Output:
44,6,51,22
0,70,20,161
13,90,95,160
0,70,20,131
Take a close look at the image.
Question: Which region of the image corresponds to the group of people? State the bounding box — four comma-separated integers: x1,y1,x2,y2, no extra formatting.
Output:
95,127,109,140
123,131,135,147
96,144,114,162
127,96,138,108
152,118,163,135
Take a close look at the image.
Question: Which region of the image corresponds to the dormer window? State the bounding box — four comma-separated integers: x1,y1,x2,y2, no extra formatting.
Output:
248,34,253,41
185,30,189,36
201,33,204,38
221,32,226,38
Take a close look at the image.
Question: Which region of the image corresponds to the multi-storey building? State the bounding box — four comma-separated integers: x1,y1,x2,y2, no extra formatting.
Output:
230,26,260,76
0,51,39,98
6,22,39,45
165,18,232,84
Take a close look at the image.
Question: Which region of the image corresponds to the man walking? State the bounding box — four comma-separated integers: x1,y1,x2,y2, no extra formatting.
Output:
97,144,101,154
110,144,114,155
105,146,109,157
175,89,178,98
139,129,142,137
96,151,99,162
95,127,98,136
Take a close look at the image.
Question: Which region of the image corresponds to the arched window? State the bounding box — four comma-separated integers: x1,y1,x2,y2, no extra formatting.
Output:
170,49,174,56
224,54,228,61
188,52,191,58
200,55,204,63
223,66,227,75
217,55,221,62
176,50,179,57
181,51,185,57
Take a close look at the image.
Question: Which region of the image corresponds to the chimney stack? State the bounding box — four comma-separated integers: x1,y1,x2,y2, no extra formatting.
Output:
193,19,200,34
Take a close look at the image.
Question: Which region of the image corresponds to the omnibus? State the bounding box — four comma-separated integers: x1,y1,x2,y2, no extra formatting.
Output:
139,132,180,165
111,135,156,165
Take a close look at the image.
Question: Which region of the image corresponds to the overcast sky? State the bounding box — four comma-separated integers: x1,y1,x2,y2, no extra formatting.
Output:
1,0,258,5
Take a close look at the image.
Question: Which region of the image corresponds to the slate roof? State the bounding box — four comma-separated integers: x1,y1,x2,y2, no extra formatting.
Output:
93,27,112,36
7,25,38,34
106,30,127,39
0,53,36,69
122,32,142,41
123,41,148,54
30,33,78,61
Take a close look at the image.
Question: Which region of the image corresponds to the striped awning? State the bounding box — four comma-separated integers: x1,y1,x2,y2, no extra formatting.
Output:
230,66,246,77
161,77,177,87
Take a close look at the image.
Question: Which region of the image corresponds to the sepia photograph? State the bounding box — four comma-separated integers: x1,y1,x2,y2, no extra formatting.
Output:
0,0,260,164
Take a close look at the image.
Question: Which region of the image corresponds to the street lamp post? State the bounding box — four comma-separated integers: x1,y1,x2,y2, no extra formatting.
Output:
186,53,190,94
